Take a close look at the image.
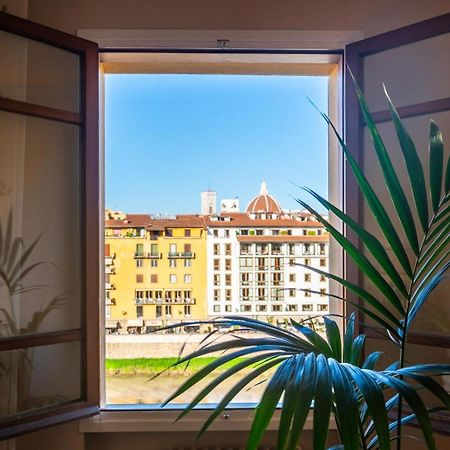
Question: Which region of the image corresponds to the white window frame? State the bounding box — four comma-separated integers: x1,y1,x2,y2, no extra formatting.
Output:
79,27,361,432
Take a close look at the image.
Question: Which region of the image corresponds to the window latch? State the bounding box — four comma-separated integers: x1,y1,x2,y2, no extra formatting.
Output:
217,39,231,49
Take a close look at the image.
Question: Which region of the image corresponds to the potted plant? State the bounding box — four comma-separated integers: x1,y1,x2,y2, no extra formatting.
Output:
160,83,450,450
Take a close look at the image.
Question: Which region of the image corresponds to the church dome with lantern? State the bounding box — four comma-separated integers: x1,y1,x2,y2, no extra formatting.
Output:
246,180,282,216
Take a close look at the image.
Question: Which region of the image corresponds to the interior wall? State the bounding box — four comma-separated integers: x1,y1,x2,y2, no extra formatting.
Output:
24,0,450,39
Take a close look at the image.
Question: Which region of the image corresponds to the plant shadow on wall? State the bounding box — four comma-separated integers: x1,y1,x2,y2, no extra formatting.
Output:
158,78,450,450
0,206,68,416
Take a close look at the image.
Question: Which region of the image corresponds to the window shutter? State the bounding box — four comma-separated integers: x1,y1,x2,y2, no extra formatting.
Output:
345,13,450,359
0,12,99,439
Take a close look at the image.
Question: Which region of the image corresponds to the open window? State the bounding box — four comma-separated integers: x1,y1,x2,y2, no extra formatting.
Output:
345,13,450,431
1,7,449,440
0,12,99,439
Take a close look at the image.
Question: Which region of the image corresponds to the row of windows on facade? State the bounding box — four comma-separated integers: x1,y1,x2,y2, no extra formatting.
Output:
211,303,328,313
210,229,325,238
135,243,192,255
132,269,328,285
239,257,327,268
135,290,192,300
136,259,192,268
136,304,192,318
134,256,327,271
135,274,192,284
239,272,326,283
213,287,327,300
113,302,329,321
236,243,327,256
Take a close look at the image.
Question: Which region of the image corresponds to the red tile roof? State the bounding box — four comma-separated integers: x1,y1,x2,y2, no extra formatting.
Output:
105,212,324,230
206,213,323,228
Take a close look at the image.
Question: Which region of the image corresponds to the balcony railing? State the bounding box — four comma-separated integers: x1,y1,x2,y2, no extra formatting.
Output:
135,297,196,305
105,298,116,306
105,266,115,274
168,252,196,259
105,283,115,290
134,252,162,259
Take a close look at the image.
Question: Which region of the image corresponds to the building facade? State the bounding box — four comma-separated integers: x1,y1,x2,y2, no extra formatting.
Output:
104,182,329,332
206,181,329,326
105,211,208,332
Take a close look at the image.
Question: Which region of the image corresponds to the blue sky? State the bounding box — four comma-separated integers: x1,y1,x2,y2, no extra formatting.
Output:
105,74,328,215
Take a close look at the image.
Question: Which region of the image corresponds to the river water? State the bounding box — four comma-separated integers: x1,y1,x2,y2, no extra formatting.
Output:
106,372,269,405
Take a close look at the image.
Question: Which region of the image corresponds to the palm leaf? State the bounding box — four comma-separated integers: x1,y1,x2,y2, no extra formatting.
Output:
313,354,333,450
309,99,413,277
297,198,405,315
285,353,316,450
329,359,360,450
248,358,293,450
277,357,302,450
384,85,429,232
294,262,402,331
429,121,444,213
196,358,284,439
303,187,408,297
345,365,391,450
352,75,420,255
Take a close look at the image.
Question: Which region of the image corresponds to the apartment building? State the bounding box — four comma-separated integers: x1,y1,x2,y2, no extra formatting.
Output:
104,211,208,332
105,182,329,331
206,181,329,325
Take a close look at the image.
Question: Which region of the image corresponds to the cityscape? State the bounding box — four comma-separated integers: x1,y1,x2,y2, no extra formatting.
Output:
104,181,329,335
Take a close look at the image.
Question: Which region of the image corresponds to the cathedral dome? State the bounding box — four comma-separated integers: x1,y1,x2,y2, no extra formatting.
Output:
246,181,282,215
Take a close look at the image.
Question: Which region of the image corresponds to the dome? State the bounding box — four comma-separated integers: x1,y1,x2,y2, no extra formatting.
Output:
246,181,282,214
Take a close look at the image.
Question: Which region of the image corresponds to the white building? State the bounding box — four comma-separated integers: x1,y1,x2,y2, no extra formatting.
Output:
220,198,240,213
206,181,329,326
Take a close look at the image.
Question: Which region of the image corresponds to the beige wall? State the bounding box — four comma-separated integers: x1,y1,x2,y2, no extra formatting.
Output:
4,1,450,449
24,0,450,38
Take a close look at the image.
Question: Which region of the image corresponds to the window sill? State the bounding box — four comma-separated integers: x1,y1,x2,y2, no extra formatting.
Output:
79,405,336,433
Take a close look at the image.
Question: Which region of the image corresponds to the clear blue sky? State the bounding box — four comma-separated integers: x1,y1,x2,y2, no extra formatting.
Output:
105,74,328,215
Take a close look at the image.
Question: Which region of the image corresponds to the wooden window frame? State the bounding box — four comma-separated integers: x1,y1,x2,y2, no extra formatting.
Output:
0,12,99,439
345,12,450,349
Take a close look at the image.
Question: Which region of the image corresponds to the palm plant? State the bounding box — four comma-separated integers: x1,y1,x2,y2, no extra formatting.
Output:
160,83,450,450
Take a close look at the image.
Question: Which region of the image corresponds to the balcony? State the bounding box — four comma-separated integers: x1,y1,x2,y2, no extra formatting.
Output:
105,266,115,274
105,283,115,290
134,252,162,259
167,252,196,259
134,297,196,305
105,298,116,306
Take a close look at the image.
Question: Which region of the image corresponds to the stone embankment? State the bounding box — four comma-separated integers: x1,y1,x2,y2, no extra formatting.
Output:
106,333,232,358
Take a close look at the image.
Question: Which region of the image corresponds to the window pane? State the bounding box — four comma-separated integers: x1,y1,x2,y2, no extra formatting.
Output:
0,30,80,112
0,111,81,336
0,341,81,418
361,110,450,333
363,33,450,111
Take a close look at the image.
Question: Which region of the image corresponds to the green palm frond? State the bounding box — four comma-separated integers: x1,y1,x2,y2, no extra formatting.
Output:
162,316,450,450
162,79,450,450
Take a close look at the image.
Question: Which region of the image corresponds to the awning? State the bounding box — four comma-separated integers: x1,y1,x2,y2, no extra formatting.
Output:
127,319,144,327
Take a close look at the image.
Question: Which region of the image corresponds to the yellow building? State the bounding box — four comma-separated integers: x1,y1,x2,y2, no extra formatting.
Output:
104,210,207,333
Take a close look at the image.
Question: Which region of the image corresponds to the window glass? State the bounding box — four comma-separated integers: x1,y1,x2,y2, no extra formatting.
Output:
0,111,81,336
0,30,80,112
